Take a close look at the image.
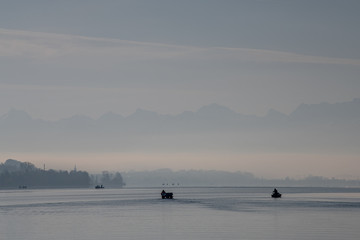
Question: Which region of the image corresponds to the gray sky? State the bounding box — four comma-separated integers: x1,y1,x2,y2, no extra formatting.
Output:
1,0,360,178
1,0,359,119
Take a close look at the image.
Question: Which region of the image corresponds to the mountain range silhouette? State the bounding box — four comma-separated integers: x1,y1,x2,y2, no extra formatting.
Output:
1,99,359,153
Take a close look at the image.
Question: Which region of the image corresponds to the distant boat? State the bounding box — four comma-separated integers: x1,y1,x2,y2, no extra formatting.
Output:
95,185,105,189
161,190,173,199
271,188,281,198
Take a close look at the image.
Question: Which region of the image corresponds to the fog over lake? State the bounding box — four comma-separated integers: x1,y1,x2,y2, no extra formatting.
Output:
1,99,360,179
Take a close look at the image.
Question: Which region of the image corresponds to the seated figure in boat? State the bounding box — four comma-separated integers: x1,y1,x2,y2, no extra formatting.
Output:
271,188,281,198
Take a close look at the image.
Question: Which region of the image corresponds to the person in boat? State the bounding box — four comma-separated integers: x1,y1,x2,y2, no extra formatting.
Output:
272,188,281,198
161,190,174,199
161,190,166,198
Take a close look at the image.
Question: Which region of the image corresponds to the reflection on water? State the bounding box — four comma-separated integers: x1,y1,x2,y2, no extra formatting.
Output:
1,187,360,240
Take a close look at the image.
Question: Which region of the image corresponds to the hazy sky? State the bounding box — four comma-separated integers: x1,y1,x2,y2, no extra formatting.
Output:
1,1,360,178
1,0,360,119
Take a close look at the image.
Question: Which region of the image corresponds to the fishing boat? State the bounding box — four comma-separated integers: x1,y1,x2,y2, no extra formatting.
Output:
161,190,173,199
271,188,281,198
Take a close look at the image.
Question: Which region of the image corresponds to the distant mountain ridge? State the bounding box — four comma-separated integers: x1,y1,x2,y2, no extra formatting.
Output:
289,98,360,123
1,98,359,126
1,99,359,153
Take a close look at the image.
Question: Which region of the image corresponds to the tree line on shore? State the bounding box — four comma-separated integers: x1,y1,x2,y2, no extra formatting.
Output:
0,159,124,189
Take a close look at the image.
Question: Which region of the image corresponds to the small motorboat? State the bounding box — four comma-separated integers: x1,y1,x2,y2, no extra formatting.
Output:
271,188,281,198
161,190,173,199
95,185,105,189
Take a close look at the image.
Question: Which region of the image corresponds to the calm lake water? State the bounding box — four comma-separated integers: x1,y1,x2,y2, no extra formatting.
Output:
1,187,360,240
